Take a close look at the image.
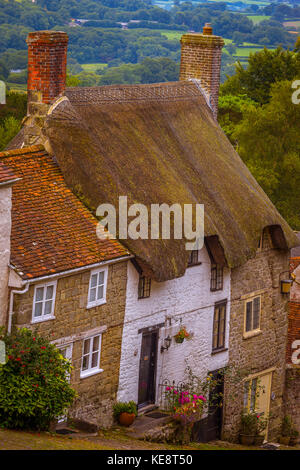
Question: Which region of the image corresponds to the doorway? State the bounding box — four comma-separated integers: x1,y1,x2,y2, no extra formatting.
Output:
138,330,158,408
192,369,224,442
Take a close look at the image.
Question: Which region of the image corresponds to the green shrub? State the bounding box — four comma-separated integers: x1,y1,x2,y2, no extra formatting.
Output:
0,328,76,430
112,401,137,419
240,411,258,435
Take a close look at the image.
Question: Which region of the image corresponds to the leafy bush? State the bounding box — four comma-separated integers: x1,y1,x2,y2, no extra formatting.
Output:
0,328,76,430
112,401,137,419
240,411,258,435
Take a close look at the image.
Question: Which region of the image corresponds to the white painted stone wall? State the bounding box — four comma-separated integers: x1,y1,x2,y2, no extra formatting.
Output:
117,246,231,405
0,185,12,326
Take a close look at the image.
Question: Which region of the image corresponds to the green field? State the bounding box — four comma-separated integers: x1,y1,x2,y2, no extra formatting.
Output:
81,63,107,73
7,83,26,93
247,15,270,25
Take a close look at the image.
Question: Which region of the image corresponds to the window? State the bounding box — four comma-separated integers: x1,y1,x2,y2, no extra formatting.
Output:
81,334,102,378
212,301,227,352
245,296,261,334
87,267,108,308
138,276,151,299
244,378,258,411
187,250,200,266
58,344,73,383
211,264,223,291
32,282,56,322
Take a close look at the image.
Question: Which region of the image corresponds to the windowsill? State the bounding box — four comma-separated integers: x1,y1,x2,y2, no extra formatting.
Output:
31,315,55,324
211,347,228,355
138,296,151,300
243,329,262,340
86,299,106,309
80,368,104,379
210,288,223,292
187,262,202,268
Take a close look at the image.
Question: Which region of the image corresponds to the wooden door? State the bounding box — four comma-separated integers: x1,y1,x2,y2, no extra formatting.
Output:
138,331,158,408
192,369,224,442
255,372,272,438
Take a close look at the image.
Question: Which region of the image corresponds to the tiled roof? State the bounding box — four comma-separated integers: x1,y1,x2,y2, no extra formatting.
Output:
0,145,130,280
0,161,18,185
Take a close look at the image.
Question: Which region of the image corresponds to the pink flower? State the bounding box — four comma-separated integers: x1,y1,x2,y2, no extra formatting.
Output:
197,395,206,402
173,390,178,394
165,386,171,391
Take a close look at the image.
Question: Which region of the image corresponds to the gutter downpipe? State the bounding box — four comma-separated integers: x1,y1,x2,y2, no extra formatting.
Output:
7,284,30,335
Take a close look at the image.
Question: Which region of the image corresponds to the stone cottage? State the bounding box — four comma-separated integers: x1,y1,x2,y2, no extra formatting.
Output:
0,145,131,428
3,25,299,441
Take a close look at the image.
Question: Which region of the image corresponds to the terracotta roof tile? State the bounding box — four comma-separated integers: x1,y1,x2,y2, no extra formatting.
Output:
0,145,130,280
0,161,18,185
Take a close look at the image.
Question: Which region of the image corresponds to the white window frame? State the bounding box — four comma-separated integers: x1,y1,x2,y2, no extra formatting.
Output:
87,267,108,308
80,334,103,379
32,281,57,323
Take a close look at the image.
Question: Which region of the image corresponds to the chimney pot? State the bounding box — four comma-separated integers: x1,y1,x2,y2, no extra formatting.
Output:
203,23,213,35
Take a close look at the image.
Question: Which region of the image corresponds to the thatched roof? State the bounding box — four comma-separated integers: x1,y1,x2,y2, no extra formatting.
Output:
44,80,298,282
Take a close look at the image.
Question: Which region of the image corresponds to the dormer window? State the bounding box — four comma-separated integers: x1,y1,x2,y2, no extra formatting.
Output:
138,276,151,299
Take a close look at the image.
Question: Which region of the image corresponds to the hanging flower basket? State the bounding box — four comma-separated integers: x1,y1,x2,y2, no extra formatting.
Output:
174,327,190,344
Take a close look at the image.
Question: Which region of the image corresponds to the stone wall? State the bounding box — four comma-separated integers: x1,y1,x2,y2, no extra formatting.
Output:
0,185,12,327
284,367,300,434
13,260,128,428
223,232,290,442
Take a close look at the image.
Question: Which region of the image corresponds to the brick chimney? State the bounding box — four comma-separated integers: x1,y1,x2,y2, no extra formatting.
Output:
180,24,224,119
25,31,68,145
27,31,68,106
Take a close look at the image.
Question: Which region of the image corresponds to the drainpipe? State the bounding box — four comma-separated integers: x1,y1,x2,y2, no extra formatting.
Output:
7,284,29,334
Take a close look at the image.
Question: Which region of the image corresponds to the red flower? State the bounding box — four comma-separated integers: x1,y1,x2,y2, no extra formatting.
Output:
40,346,46,350
16,357,21,361
8,355,13,360
33,338,36,341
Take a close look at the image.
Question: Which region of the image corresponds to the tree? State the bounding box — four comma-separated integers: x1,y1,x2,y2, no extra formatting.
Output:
221,46,300,104
232,80,300,229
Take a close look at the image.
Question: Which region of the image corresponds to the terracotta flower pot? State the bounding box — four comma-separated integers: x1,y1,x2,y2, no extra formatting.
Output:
289,436,299,446
254,435,265,446
239,434,255,446
279,436,290,446
118,412,136,427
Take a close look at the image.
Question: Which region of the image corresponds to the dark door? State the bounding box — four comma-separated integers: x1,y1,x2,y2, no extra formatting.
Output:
192,369,224,442
138,331,158,408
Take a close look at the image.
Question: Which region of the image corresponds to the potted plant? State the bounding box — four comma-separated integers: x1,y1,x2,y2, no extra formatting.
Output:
113,401,137,427
289,428,299,446
254,413,268,446
239,411,258,445
279,415,292,446
174,327,190,344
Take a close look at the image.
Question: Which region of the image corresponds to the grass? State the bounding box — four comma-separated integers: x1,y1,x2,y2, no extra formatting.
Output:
155,29,186,40
0,427,286,451
81,63,108,73
6,83,26,93
247,15,270,25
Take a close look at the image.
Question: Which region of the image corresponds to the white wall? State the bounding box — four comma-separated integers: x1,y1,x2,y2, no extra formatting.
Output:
0,185,12,326
117,246,231,404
